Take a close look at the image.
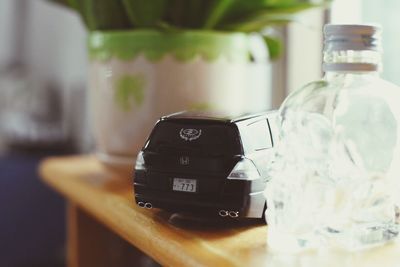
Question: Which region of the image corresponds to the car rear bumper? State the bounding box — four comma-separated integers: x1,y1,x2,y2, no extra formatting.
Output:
134,187,265,218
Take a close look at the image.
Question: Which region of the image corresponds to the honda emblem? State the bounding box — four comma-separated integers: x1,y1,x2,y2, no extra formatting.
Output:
180,156,190,165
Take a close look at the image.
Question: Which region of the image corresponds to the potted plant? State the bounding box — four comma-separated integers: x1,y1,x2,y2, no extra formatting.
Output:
50,0,329,172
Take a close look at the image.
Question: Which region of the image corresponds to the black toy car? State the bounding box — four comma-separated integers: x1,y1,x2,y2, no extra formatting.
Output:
133,111,278,219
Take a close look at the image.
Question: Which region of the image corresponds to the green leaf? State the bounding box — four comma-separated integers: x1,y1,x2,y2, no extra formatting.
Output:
122,0,167,28
164,0,210,28
222,14,294,32
203,0,235,29
47,0,68,7
220,3,321,32
76,0,132,31
66,0,79,10
263,35,282,60
50,0,332,60
155,21,183,32
218,1,330,31
218,0,276,23
47,0,76,10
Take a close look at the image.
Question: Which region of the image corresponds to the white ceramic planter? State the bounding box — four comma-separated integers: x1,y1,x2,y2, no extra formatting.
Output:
88,31,271,171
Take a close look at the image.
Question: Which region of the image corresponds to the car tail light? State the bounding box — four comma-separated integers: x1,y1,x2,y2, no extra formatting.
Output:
135,151,146,170
227,158,260,181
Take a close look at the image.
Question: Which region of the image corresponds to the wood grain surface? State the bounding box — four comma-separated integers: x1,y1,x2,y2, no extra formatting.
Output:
39,156,400,267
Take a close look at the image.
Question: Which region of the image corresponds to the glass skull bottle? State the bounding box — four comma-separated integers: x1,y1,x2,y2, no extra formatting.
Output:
265,24,400,251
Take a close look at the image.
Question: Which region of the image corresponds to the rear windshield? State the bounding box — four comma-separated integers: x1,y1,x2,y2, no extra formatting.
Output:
146,121,241,156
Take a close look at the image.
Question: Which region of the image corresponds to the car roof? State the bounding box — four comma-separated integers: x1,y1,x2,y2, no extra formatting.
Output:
161,110,276,124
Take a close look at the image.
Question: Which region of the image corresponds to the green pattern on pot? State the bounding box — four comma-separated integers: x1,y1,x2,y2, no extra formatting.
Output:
115,74,146,111
88,30,255,63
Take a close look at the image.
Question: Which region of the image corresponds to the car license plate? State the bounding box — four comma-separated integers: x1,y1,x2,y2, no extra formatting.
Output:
173,178,197,193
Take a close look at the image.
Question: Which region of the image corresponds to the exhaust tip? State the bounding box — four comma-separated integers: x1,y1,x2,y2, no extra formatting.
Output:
219,210,228,217
138,201,145,208
145,202,153,209
229,211,239,218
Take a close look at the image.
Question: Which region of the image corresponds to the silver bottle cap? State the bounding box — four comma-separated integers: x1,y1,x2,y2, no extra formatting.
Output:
324,24,381,52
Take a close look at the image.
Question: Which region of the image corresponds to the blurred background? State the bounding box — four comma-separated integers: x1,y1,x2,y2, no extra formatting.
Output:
0,1,88,266
1,0,400,266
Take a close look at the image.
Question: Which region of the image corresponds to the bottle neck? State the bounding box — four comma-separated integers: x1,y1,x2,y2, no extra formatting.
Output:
323,71,379,83
323,50,381,75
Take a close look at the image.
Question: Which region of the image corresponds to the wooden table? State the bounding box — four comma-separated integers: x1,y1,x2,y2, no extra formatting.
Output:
40,156,400,267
